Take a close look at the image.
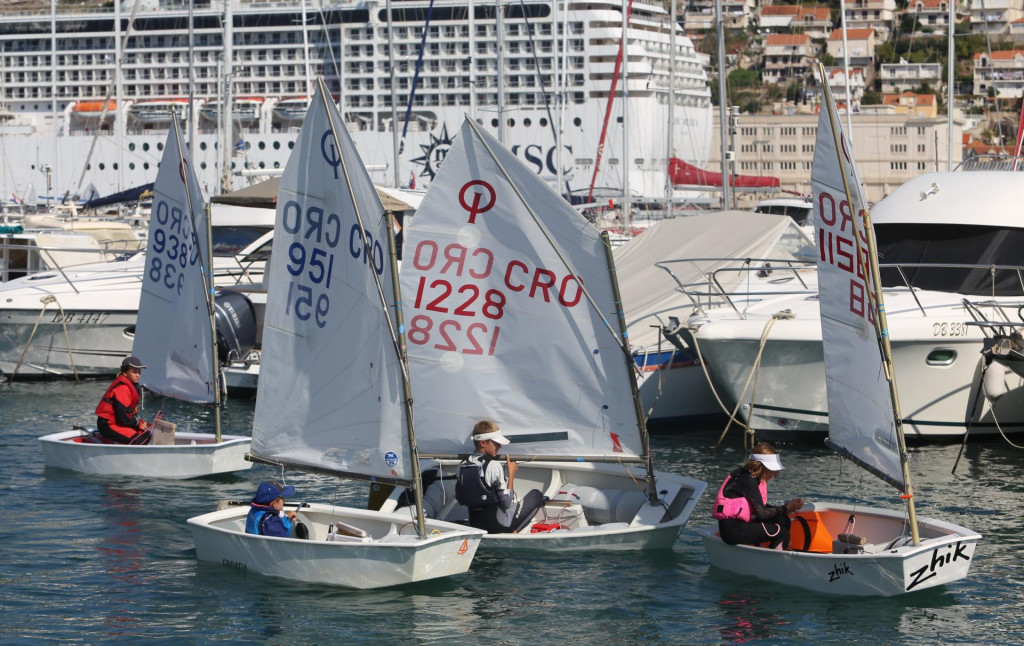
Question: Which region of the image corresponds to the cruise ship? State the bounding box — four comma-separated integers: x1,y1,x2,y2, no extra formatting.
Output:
0,0,712,204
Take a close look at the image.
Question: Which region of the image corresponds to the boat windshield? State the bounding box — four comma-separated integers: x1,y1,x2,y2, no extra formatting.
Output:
212,225,273,257
876,223,1024,296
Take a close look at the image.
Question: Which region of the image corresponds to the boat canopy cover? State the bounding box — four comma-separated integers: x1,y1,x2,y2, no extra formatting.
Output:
82,183,154,209
614,211,802,349
212,177,421,213
668,159,780,190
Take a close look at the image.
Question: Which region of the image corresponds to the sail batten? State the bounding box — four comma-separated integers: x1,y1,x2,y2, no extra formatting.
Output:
400,119,642,459
134,119,215,403
252,84,412,482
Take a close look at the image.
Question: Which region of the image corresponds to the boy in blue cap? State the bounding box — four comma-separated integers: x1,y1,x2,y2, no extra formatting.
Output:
245,482,298,537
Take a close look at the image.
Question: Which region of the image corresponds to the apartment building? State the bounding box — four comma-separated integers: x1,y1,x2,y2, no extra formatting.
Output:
969,0,1024,35
844,0,898,38
973,49,1024,96
763,34,816,85
880,61,943,92
708,111,961,203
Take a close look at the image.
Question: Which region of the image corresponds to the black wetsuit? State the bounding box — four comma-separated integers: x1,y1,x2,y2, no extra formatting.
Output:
717,468,791,549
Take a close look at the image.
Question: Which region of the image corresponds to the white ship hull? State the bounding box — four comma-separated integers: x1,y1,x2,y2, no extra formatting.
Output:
697,502,980,597
693,291,1024,439
189,504,484,589
0,0,711,203
39,429,252,479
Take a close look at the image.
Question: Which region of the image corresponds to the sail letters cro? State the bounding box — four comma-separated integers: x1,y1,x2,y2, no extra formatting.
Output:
277,199,385,329
816,189,876,325
406,239,585,357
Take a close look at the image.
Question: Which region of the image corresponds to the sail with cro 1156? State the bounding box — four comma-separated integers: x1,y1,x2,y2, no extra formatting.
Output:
696,65,980,597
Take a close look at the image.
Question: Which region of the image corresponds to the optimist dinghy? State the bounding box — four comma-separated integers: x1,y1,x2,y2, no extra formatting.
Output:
39,117,251,479
696,65,980,596
376,118,706,550
188,80,483,588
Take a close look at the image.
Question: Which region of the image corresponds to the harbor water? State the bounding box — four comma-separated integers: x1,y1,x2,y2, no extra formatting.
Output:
2,380,1022,644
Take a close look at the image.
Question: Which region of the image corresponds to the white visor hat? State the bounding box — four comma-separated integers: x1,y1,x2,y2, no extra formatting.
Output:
750,452,785,471
472,430,510,446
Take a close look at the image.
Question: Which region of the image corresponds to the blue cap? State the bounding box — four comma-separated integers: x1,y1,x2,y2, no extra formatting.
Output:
252,481,296,505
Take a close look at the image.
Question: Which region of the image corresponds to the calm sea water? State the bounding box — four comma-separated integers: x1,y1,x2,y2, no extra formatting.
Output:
2,380,1022,644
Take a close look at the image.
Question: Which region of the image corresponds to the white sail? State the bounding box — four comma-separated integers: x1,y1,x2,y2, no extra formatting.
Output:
400,118,642,458
252,85,411,483
134,121,215,403
813,83,905,490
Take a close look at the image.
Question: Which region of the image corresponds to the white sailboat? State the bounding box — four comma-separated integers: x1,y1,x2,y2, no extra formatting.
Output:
39,118,252,479
187,81,484,589
696,67,980,596
376,118,707,550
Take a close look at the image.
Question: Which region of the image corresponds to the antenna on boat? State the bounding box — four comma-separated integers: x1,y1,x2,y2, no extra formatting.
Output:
817,63,919,546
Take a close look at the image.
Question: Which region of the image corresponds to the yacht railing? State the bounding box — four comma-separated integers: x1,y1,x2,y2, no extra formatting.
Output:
0,238,140,283
655,257,1024,321
654,257,816,318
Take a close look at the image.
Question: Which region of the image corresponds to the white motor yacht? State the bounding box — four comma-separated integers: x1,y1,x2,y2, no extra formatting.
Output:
688,162,1024,440
0,205,272,380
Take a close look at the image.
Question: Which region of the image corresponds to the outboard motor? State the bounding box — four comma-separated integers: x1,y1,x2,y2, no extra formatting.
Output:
214,290,257,366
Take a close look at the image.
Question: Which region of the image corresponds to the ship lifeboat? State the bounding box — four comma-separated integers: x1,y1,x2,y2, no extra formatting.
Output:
200,96,264,127
129,98,189,126
272,96,310,125
71,100,117,125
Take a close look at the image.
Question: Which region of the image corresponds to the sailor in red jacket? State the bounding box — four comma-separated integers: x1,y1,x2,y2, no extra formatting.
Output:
95,356,151,444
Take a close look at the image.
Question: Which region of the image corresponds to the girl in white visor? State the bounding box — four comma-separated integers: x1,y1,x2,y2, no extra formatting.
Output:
711,442,804,549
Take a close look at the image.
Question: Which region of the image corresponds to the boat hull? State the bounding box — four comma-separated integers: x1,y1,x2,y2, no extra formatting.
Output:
188,504,484,589
696,502,981,597
693,304,1024,439
380,460,707,551
39,429,252,479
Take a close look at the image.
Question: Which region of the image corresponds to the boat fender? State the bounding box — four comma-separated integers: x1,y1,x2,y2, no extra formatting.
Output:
455,458,500,509
983,362,1007,401
711,470,767,522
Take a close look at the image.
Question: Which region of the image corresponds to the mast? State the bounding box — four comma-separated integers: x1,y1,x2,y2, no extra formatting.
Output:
818,64,920,546
602,231,657,501
587,0,633,204
300,0,313,98
386,0,400,187
620,0,630,230
714,0,729,209
666,0,676,219
839,1,854,136
384,208,426,537
220,0,234,194
188,0,195,150
496,0,506,144
49,0,57,207
948,1,955,170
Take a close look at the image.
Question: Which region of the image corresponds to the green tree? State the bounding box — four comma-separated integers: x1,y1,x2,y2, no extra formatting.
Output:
862,90,883,105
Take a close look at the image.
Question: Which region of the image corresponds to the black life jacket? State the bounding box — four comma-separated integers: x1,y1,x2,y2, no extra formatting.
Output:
456,456,500,510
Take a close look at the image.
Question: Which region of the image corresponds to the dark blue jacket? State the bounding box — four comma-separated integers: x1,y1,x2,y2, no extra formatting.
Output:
245,505,294,537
